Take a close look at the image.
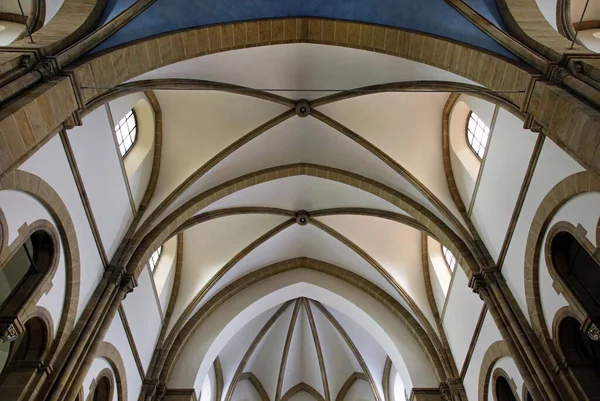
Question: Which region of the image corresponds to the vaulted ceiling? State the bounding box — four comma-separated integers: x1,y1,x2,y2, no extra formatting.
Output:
213,298,382,401
124,42,489,398
93,0,514,57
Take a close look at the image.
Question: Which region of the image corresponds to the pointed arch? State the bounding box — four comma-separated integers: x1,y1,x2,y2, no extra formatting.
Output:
280,383,326,401
159,258,446,395
126,164,482,282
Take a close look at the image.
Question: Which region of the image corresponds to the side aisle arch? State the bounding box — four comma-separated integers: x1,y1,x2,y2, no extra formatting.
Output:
0,169,80,357
524,171,600,360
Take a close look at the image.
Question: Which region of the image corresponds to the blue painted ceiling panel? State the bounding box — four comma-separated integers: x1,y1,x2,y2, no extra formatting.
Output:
92,0,516,60
463,0,507,30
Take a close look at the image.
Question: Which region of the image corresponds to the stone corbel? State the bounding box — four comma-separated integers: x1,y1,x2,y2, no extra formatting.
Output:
120,273,138,298
62,111,82,130
438,383,452,401
468,272,487,300
447,378,466,398
523,114,544,134
0,317,24,343
546,65,570,86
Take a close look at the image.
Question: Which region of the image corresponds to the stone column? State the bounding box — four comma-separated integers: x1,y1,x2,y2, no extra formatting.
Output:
469,271,564,401
43,268,136,401
64,272,137,401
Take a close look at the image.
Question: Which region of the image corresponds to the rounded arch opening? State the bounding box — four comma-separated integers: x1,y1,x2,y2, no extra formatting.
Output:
168,269,439,395
0,229,55,315
557,316,600,397
550,230,600,318
121,98,155,177
92,376,112,401
447,95,493,208
494,375,517,401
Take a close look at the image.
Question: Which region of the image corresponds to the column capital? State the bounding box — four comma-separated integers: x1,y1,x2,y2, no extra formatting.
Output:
0,317,24,343
523,114,544,133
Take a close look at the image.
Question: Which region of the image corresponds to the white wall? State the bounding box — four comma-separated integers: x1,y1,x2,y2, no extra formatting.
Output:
154,236,177,313
68,107,134,259
20,135,105,321
122,266,163,372
535,0,558,29
463,312,503,401
104,315,143,401
442,263,484,371
344,379,375,401
44,0,65,24
470,109,537,261
501,139,584,321
0,21,25,45
232,379,261,401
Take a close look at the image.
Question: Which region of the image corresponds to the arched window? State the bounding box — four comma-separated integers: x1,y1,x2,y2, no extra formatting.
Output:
466,111,490,159
114,110,137,157
148,246,162,272
0,230,54,314
92,376,111,401
441,246,457,272
495,376,517,401
558,317,600,397
551,231,600,316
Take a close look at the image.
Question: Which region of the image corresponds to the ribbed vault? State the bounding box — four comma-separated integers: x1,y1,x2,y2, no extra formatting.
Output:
217,298,384,401
106,42,506,398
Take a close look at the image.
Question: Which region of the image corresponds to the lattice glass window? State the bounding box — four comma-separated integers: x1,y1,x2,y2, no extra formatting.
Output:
115,110,137,157
466,111,490,159
442,246,457,272
148,246,162,272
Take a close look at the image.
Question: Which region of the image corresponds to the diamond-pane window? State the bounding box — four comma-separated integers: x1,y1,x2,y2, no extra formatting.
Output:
148,246,162,272
442,246,457,272
466,111,490,159
115,110,137,157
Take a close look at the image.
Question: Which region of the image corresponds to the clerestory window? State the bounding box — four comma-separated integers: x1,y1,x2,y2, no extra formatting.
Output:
442,246,457,273
115,110,137,157
148,246,162,272
466,111,490,159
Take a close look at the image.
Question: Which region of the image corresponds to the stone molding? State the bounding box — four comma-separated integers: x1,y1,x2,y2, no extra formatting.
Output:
524,171,600,362
0,169,80,361
95,341,128,401
491,367,520,401
478,340,510,401
156,257,449,388
85,367,115,401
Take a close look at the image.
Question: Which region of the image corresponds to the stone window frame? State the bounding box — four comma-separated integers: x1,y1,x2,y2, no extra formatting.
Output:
86,368,115,401
466,111,490,160
148,246,162,273
441,245,457,273
114,109,138,158
544,221,600,322
491,368,520,401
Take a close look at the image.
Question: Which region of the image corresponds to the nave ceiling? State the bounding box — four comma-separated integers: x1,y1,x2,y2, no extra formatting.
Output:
107,42,500,399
